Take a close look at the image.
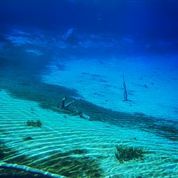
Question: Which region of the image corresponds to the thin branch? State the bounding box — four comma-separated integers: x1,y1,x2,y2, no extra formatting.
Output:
0,162,63,178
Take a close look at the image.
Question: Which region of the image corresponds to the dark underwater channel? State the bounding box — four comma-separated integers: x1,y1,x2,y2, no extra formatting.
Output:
0,67,178,142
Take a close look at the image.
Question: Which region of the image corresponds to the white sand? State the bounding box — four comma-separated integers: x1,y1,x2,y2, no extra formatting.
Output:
43,56,178,121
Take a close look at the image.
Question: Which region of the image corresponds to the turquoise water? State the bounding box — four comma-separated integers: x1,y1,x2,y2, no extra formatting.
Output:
0,1,178,177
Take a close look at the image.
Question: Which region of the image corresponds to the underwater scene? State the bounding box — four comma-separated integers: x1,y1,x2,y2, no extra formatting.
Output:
0,0,178,177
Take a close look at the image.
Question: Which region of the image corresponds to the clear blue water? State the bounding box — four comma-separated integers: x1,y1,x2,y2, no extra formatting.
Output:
0,1,178,177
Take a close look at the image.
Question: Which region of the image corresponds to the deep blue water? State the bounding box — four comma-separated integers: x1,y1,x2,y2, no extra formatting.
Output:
0,0,178,56
1,0,178,39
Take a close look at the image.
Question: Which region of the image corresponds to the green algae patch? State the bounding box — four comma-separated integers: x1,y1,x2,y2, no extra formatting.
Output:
26,120,42,128
115,145,146,163
35,150,103,178
0,141,103,178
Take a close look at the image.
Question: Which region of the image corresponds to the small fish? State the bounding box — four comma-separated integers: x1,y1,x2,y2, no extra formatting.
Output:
123,74,128,101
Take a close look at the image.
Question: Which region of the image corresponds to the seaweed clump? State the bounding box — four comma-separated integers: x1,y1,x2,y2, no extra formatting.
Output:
26,120,42,128
115,145,145,163
23,136,33,141
0,140,103,178
40,149,103,178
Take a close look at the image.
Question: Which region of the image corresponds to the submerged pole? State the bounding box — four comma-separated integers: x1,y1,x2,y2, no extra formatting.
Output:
60,96,66,109
59,96,75,110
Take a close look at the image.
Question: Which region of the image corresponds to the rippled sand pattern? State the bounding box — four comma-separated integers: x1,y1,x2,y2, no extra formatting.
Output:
0,90,178,177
